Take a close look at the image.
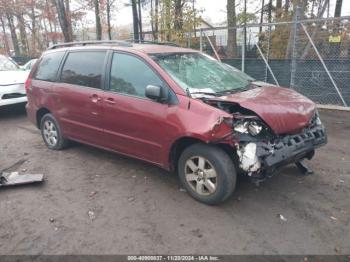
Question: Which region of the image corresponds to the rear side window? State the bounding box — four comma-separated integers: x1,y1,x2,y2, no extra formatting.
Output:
34,51,65,81
60,51,106,89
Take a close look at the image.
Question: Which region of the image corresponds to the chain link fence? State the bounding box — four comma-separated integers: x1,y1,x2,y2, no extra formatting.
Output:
200,17,350,107
143,16,350,107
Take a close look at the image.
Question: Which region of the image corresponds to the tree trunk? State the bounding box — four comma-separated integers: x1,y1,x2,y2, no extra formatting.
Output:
150,0,155,40
155,0,159,40
94,0,102,40
30,4,37,56
107,0,112,40
0,15,10,55
259,0,264,34
267,0,272,23
165,0,171,41
15,13,29,55
226,0,237,58
276,0,282,20
284,0,290,17
300,0,329,59
64,0,73,40
174,0,183,32
6,13,20,56
137,0,143,41
334,0,342,17
192,0,196,37
46,0,57,44
131,0,139,41
53,0,73,42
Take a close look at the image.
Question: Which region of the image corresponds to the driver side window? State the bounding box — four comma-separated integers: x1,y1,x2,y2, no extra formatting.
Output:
109,53,163,98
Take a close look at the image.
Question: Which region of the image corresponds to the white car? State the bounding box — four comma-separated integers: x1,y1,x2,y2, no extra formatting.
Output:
0,55,30,107
22,58,38,71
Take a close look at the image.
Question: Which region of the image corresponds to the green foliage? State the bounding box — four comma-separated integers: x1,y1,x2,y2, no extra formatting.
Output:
156,0,202,44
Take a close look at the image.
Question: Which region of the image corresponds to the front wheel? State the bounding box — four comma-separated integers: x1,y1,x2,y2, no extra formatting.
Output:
178,143,237,205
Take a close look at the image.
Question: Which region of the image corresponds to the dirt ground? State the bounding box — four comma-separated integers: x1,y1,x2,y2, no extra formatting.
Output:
0,104,349,255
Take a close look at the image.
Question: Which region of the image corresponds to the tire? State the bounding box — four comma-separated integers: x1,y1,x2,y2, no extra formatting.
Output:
178,143,236,205
40,113,68,150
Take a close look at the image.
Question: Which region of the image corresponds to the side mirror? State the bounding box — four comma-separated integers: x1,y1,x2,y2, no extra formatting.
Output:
145,85,168,102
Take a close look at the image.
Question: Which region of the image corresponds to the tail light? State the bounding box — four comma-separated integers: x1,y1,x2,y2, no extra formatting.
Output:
24,77,32,93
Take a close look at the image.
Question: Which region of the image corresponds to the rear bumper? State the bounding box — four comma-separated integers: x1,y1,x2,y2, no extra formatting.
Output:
0,84,27,107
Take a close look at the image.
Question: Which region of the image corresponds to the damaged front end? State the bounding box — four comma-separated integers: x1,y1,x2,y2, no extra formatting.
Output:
232,111,327,181
206,100,327,182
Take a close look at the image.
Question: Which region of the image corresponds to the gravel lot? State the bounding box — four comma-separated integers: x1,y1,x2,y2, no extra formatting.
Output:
0,104,349,255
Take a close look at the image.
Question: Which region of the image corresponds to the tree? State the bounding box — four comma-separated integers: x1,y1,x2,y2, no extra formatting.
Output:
259,0,264,34
106,0,116,40
0,14,10,54
300,0,329,59
53,0,73,42
6,12,20,55
174,0,184,32
334,0,342,17
138,0,143,40
276,0,282,20
131,0,139,41
94,0,102,40
226,0,237,58
150,0,160,40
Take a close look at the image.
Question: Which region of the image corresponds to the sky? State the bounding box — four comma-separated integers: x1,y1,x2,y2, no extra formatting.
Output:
109,0,350,27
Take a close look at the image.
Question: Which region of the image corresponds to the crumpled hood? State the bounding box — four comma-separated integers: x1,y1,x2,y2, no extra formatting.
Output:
215,86,316,134
0,70,29,86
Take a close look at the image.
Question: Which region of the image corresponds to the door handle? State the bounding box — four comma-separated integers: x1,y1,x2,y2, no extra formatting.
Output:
104,97,116,105
90,94,101,103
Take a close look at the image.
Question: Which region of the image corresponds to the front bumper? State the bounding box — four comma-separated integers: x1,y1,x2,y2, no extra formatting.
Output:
236,124,327,178
258,125,327,171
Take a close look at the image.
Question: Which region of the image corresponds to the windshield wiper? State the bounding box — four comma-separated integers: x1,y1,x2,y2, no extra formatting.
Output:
216,83,253,96
189,91,219,97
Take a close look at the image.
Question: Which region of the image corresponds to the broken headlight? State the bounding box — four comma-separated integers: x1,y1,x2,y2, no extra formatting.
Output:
234,120,263,136
310,110,323,127
315,111,322,126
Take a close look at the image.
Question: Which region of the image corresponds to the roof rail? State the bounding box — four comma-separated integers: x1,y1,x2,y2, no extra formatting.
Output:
47,40,133,50
126,39,180,47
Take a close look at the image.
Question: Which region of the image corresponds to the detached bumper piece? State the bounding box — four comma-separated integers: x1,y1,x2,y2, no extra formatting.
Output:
0,172,44,187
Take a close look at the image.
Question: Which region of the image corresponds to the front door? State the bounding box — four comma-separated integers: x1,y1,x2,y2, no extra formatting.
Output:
102,52,176,165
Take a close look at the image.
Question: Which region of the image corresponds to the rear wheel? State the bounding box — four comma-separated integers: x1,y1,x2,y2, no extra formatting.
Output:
40,113,68,150
178,143,236,205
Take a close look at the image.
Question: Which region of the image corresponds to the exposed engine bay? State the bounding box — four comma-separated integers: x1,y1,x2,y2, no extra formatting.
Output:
204,99,327,181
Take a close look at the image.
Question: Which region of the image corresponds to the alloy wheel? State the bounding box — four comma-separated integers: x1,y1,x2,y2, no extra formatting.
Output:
184,156,218,196
43,120,58,147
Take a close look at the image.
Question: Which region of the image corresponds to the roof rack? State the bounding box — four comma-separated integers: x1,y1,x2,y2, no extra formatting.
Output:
48,40,133,50
126,39,180,47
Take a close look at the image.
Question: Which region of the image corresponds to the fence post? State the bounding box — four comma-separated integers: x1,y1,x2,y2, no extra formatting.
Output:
200,29,203,52
264,25,271,82
242,28,246,72
290,5,301,89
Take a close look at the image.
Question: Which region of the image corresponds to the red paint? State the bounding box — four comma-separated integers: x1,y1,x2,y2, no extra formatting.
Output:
210,86,316,134
26,45,316,170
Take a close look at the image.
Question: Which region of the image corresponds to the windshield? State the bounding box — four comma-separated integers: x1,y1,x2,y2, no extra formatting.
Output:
0,55,20,71
152,52,254,96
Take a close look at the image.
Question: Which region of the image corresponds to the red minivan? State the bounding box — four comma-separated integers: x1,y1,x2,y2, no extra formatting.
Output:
26,41,327,205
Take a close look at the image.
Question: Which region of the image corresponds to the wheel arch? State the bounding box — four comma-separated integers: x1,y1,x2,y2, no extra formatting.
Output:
168,136,237,172
36,107,51,128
